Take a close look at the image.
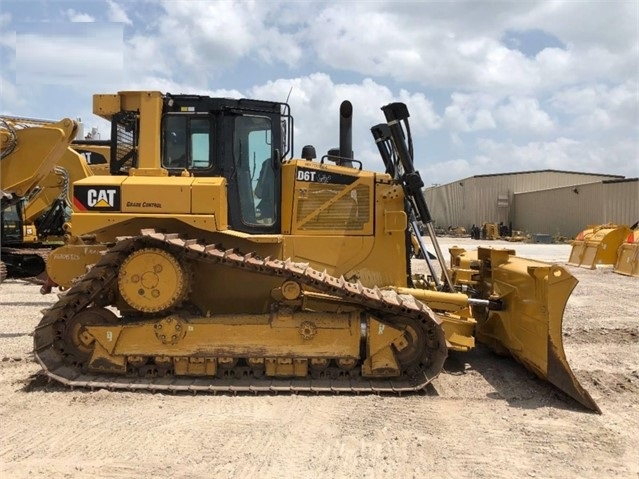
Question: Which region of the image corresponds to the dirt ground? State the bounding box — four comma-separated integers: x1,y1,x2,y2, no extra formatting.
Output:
0,238,637,479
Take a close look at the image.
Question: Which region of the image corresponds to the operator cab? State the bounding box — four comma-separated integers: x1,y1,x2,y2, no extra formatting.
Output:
161,95,290,234
107,93,291,235
1,202,24,244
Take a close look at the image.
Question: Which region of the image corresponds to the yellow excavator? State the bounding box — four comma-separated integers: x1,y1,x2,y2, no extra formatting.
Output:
71,139,111,176
0,116,87,282
19,140,106,291
34,91,598,412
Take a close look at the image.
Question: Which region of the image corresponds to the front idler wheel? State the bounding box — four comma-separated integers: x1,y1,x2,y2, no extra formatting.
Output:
62,307,119,366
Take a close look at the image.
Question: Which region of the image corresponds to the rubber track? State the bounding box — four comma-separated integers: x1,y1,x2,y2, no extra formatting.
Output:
33,229,447,393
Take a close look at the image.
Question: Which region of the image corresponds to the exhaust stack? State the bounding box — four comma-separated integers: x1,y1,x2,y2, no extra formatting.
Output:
339,100,353,167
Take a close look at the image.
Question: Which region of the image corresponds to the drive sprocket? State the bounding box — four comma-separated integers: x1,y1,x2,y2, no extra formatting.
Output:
117,247,190,313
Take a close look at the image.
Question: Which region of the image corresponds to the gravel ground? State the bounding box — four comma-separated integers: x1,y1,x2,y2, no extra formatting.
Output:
0,238,637,479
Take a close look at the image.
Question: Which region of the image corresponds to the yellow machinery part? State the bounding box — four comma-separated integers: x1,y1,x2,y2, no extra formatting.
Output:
46,243,108,289
410,233,421,257
60,308,425,381
569,224,632,269
567,227,593,266
35,231,448,395
82,311,361,375
21,223,39,243
483,223,499,240
450,246,599,412
613,230,639,277
393,286,477,351
71,142,111,175
23,147,95,222
30,92,595,409
118,247,191,313
1,117,79,199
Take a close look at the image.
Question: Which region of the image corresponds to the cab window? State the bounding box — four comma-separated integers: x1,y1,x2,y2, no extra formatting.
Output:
234,115,276,226
162,115,212,170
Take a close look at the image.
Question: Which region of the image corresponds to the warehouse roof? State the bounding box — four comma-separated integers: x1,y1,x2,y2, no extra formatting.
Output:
470,169,625,180
601,177,638,184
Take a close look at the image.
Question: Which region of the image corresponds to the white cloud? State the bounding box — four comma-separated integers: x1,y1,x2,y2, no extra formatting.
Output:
422,158,475,187
66,9,95,22
0,13,16,55
425,131,638,185
303,2,637,96
0,13,14,50
250,74,389,164
0,1,636,186
495,97,554,134
107,0,133,26
397,90,442,132
474,137,635,178
443,93,497,132
140,0,303,73
127,35,168,76
124,76,243,99
512,1,638,53
15,25,124,85
549,81,639,133
0,74,28,112
247,74,443,172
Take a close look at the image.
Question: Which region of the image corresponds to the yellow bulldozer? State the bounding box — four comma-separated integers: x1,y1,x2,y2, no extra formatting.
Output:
34,91,598,412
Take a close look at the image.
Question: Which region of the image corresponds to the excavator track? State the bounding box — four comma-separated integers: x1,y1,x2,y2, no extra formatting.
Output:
34,229,447,393
1,246,49,280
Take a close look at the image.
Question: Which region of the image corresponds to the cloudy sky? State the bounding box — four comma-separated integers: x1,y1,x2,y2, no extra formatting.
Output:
1,0,637,185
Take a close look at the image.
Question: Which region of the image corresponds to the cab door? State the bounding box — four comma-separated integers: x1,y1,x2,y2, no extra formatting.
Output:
225,113,281,234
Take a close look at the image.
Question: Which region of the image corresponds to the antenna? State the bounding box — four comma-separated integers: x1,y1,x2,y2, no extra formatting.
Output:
285,86,293,104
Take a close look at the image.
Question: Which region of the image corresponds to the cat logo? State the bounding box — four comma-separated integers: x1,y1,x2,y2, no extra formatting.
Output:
88,189,117,207
74,185,121,212
74,149,107,165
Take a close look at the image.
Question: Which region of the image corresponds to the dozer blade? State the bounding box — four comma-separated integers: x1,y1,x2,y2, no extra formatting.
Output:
466,247,600,412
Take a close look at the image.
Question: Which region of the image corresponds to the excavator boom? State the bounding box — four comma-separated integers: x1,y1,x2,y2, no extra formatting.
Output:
1,116,80,204
1,116,90,282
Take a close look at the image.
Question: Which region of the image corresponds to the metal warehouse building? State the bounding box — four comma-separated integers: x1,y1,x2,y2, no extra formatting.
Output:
423,170,639,239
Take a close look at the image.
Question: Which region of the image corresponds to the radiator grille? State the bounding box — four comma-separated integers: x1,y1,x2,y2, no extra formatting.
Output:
296,183,370,231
